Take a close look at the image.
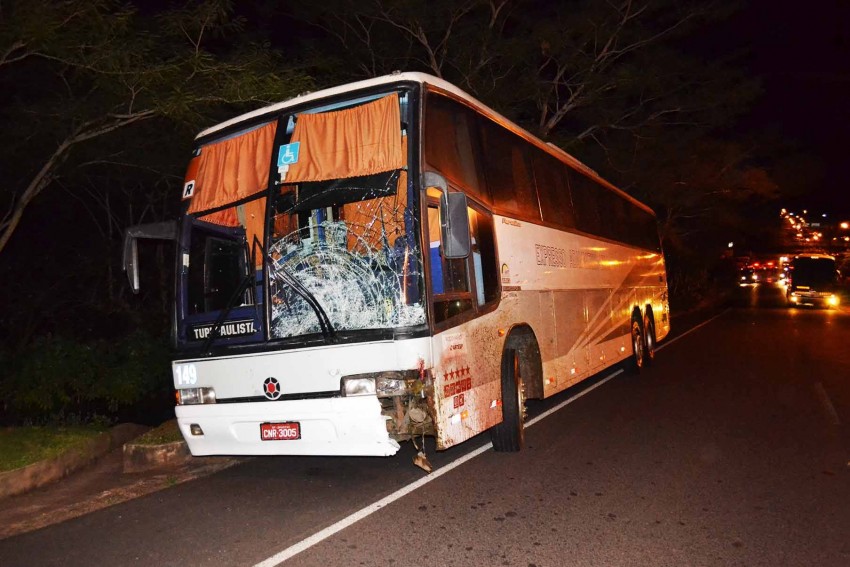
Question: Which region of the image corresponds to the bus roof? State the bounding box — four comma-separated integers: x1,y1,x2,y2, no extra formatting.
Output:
197,71,653,216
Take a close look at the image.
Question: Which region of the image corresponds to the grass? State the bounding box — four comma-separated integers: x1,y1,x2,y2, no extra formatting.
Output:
0,426,106,473
132,419,184,446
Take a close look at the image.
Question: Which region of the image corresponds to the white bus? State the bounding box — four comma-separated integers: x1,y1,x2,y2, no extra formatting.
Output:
124,72,669,467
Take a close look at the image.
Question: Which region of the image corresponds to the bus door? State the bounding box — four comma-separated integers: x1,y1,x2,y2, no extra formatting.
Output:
178,214,264,346
426,190,503,449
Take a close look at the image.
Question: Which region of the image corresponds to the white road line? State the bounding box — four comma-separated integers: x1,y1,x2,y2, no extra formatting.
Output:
814,382,842,425
252,439,495,567
254,369,621,567
525,370,621,428
255,314,720,566
656,310,728,352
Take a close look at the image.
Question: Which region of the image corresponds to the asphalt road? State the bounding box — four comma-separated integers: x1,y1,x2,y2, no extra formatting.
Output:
2,283,848,567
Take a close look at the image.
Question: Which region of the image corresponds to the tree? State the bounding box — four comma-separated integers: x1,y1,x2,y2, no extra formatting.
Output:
0,0,313,255
288,0,773,306
626,137,778,248
609,133,780,306
289,0,755,142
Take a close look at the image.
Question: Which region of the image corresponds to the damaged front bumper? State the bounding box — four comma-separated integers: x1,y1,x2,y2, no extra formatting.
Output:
176,395,400,457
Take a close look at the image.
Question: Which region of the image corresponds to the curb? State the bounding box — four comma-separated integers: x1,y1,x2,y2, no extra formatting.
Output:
122,440,192,473
0,423,148,500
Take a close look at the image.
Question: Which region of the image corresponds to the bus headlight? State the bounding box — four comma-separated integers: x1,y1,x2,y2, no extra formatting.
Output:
828,295,839,306
376,376,408,397
341,376,376,397
176,387,216,405
341,371,417,397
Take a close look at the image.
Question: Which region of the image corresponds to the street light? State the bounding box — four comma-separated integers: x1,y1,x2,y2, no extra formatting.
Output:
841,222,849,229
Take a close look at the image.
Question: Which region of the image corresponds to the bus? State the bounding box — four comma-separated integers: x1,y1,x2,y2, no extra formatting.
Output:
123,72,670,469
786,254,840,308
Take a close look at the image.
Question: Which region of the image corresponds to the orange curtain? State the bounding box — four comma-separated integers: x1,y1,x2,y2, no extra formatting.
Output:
341,133,408,251
343,169,408,252
286,94,404,182
183,121,276,267
186,121,277,216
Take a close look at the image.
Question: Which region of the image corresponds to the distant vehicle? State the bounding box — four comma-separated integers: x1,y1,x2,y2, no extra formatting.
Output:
739,268,759,286
786,254,840,308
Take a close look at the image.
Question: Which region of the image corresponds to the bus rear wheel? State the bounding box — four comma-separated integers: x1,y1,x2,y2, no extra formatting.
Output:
491,348,525,452
629,317,647,373
643,313,656,366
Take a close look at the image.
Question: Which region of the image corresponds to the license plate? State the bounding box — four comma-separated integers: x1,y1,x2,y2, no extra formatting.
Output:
260,422,301,441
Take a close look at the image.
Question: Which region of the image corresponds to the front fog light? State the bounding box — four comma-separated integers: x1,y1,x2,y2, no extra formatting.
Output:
341,377,376,397
176,387,216,405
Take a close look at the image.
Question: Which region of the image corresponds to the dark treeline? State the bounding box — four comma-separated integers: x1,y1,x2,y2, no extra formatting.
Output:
0,0,799,425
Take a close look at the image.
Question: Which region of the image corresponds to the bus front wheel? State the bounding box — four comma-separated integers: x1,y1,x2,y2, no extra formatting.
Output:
491,348,525,452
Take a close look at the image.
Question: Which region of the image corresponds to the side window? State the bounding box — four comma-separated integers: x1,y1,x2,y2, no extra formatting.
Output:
468,207,499,306
597,190,627,242
533,150,576,229
187,223,251,314
568,170,601,235
428,197,473,324
633,206,661,251
424,94,488,203
426,195,500,325
479,119,539,220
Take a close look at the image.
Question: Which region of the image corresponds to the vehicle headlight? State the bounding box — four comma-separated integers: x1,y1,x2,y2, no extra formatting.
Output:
828,295,839,306
341,371,417,397
176,387,216,405
376,376,408,397
341,377,376,397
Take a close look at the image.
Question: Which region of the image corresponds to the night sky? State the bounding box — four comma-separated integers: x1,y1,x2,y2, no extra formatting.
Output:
123,1,850,216
726,0,850,214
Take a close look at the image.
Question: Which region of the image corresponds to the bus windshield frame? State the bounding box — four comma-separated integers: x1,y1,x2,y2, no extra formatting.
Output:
174,86,427,351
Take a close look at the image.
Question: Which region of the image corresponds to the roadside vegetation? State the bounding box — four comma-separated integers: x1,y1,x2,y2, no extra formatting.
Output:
0,426,106,472
133,420,184,446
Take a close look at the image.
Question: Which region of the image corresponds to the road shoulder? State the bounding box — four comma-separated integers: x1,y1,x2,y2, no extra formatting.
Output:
0,424,241,541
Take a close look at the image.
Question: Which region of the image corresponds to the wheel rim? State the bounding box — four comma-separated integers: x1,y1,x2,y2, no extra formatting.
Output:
632,322,644,368
645,321,655,360
515,352,526,433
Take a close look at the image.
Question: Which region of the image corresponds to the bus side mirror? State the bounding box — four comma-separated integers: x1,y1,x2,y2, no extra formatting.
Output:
441,192,471,259
123,221,178,293
422,171,470,259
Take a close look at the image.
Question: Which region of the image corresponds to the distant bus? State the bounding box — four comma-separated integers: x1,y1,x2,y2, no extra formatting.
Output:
124,72,669,466
786,254,840,308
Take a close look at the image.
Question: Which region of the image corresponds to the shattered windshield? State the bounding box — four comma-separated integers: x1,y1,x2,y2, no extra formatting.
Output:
267,90,424,339
269,174,424,338
177,89,425,343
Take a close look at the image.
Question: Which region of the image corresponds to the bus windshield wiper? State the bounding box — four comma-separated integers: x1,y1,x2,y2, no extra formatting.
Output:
268,256,337,341
201,269,256,354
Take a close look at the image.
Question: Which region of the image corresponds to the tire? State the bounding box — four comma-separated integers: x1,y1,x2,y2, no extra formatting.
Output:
628,317,647,374
643,313,656,366
491,348,525,452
